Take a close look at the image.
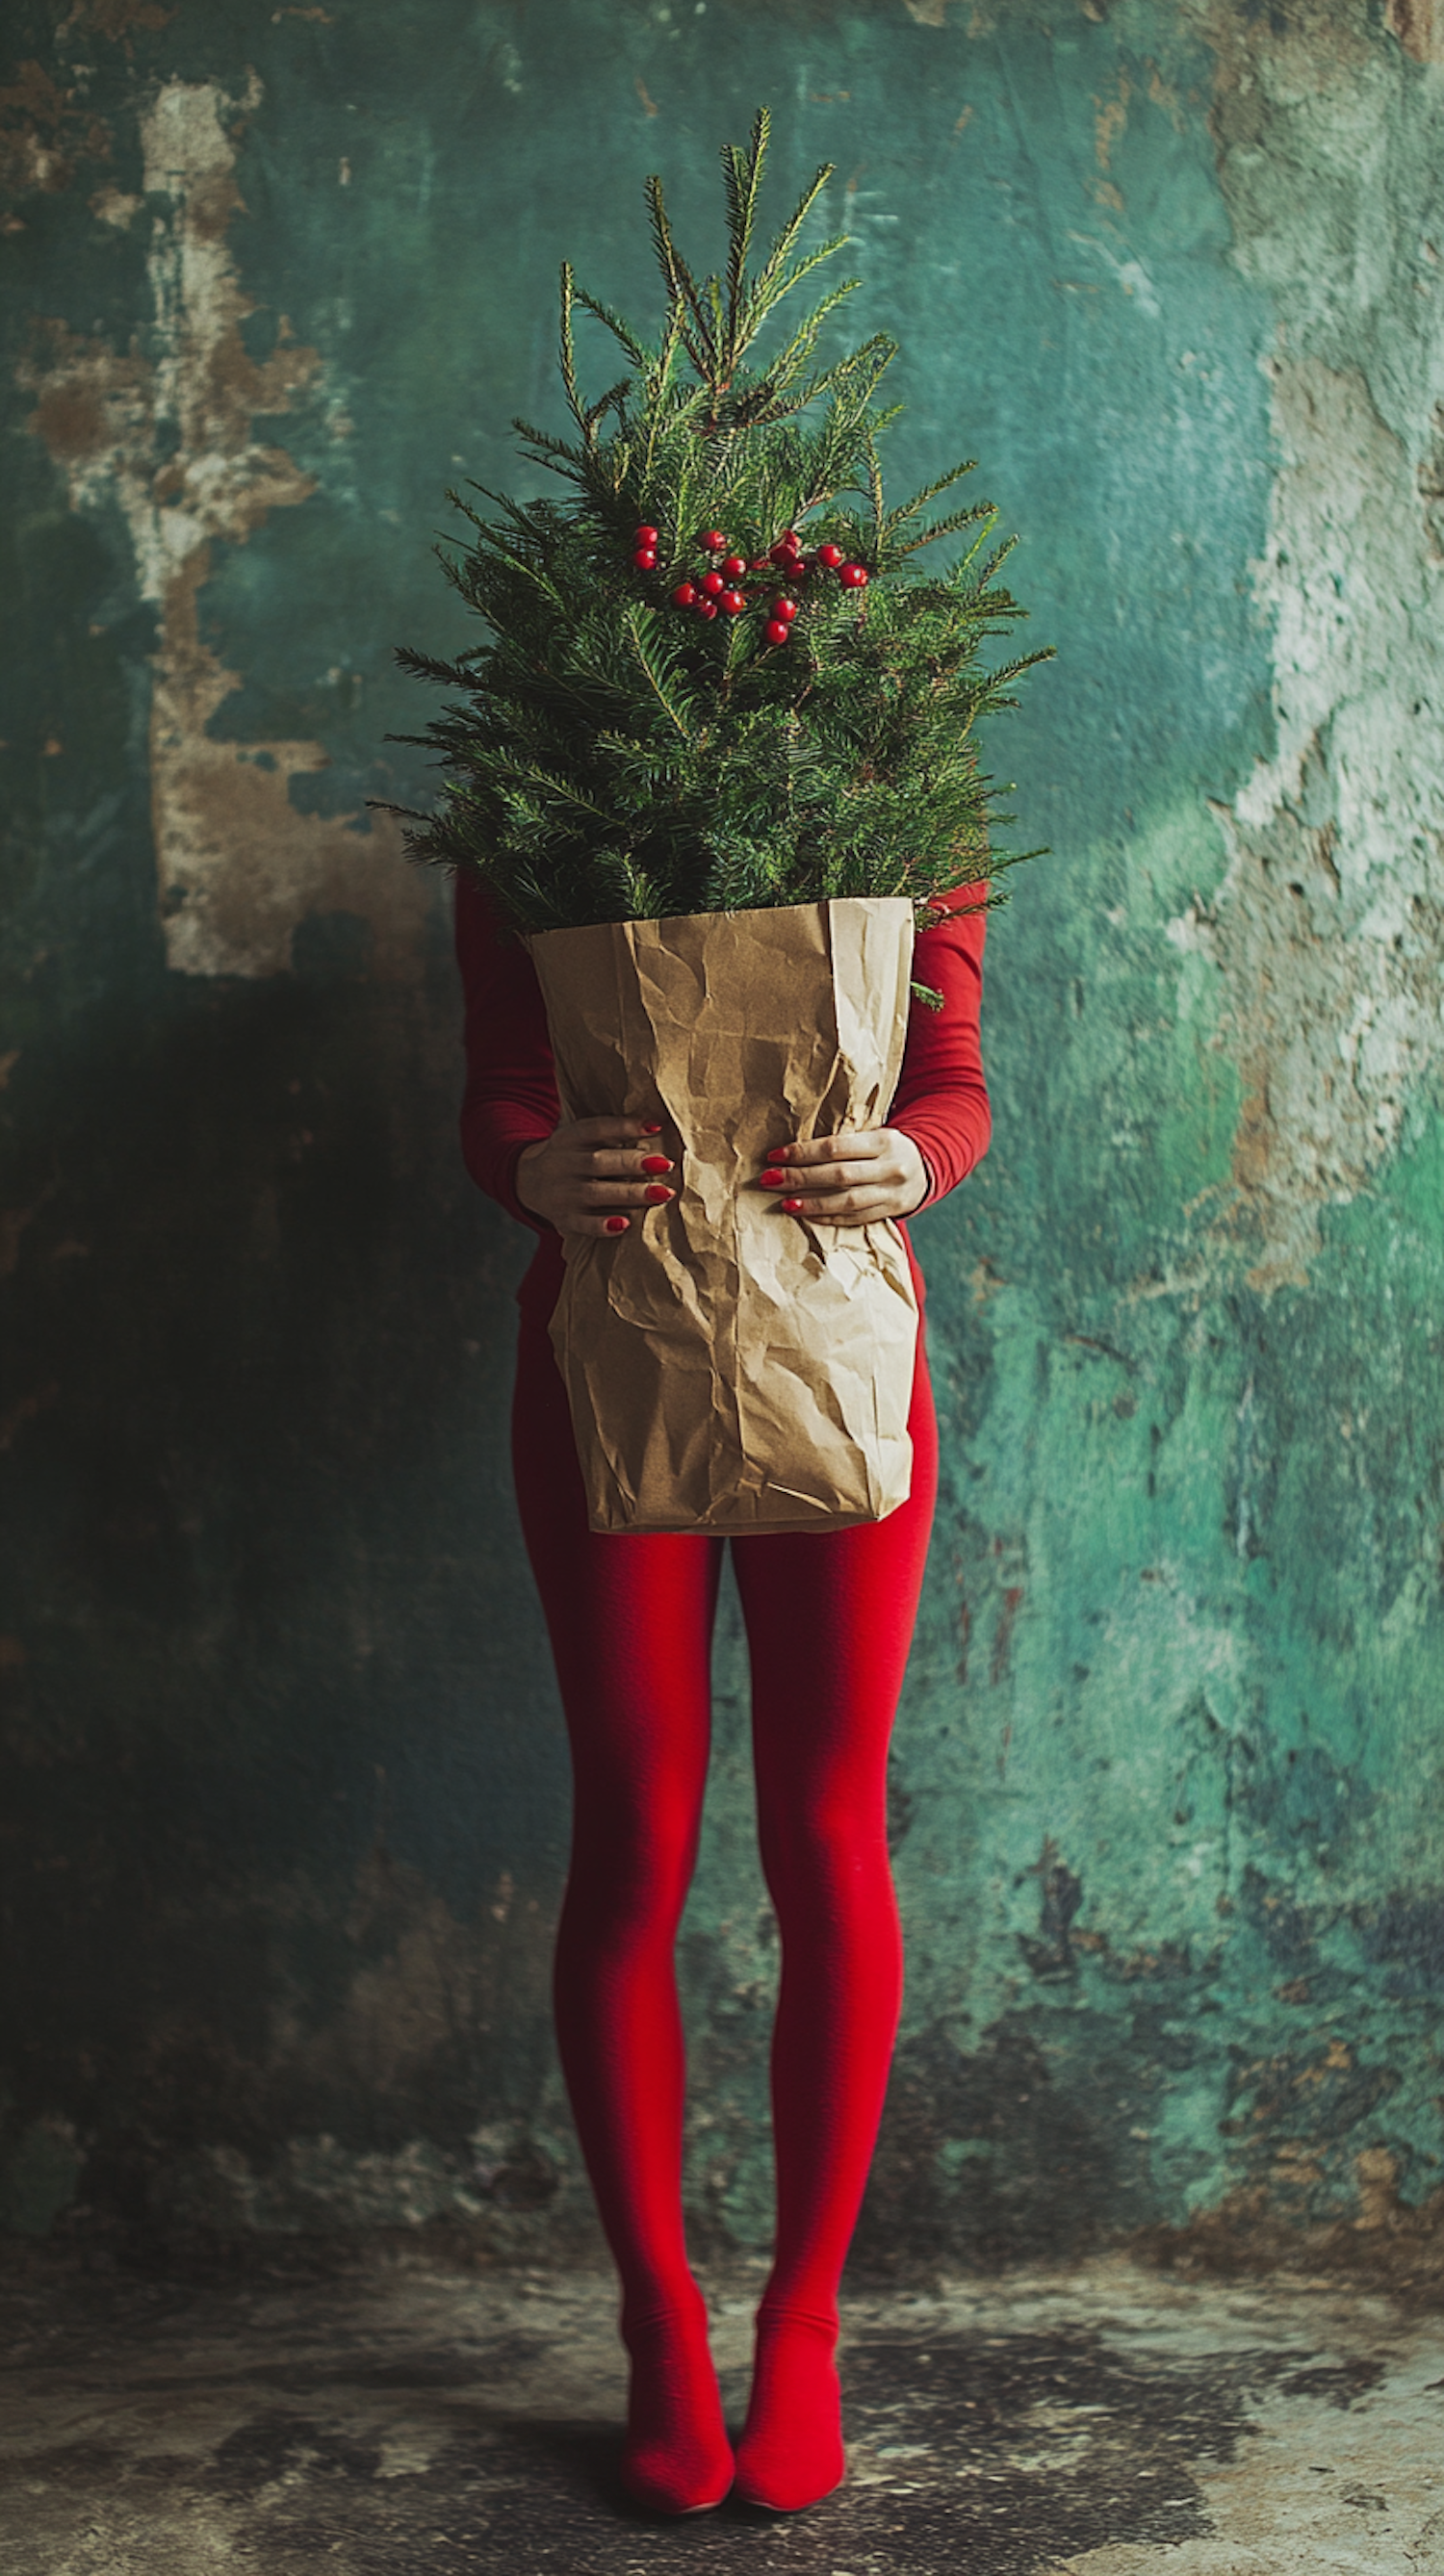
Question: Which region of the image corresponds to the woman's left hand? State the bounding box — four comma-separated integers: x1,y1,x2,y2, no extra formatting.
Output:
758,1128,931,1224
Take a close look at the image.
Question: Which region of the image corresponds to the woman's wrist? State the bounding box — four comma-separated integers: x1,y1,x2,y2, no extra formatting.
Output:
513,1137,554,1224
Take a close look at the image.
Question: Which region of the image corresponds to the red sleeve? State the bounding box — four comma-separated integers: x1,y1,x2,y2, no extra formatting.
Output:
887,884,992,1208
453,870,559,1230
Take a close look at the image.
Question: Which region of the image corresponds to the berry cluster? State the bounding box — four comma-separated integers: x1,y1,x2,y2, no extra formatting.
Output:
631,524,870,647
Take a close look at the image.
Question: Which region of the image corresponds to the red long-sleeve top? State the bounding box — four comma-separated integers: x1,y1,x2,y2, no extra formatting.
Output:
454,871,991,1323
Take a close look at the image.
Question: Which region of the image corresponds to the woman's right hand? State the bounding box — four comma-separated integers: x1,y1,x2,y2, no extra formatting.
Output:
514,1117,675,1238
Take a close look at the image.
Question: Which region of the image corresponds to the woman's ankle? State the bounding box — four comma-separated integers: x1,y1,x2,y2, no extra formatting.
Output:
618,2294,733,2514
621,2280,711,2346
735,2310,845,2512
755,2296,838,2345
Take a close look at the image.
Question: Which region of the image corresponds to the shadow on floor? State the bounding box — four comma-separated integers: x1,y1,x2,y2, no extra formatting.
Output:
1,2254,1441,2574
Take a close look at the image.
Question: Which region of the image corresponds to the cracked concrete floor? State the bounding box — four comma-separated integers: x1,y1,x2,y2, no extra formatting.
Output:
1,2254,1440,2574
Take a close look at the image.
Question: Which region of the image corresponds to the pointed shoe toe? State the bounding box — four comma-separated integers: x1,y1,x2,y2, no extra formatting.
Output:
621,2448,735,2516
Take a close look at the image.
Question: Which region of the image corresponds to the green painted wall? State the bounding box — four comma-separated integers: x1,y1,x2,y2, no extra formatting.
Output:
2,0,1441,2280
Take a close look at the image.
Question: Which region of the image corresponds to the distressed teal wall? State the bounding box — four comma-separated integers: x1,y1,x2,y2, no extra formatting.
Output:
2,0,1441,2280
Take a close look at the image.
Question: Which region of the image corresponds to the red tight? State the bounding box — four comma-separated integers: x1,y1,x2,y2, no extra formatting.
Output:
511,1309,939,2512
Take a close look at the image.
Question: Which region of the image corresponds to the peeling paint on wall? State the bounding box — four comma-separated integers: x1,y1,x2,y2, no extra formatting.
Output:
20,76,425,978
1386,0,1444,66
1145,0,1444,1293
1171,354,1444,1290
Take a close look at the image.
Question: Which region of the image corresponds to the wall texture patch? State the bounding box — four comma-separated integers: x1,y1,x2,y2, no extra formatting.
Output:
20,74,424,979
1172,353,1444,1290
1167,9,1444,1290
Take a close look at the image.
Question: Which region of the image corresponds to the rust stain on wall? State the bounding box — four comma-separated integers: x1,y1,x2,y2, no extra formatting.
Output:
20,77,426,979
71,0,176,40
1385,0,1444,64
1093,66,1130,171
295,1852,554,2104
0,58,112,200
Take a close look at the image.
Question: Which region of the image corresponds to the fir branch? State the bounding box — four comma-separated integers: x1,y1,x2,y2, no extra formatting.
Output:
572,284,653,369
890,500,997,558
583,376,632,441
557,264,585,435
623,607,699,741
393,645,486,689
510,417,587,474
646,174,717,378
642,307,688,473
488,760,616,825
884,458,980,532
735,167,838,346
865,436,887,552
721,107,771,365
760,277,862,386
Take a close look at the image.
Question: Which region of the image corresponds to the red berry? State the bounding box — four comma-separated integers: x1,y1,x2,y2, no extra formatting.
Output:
700,570,726,597
764,619,790,646
838,561,869,588
768,540,796,565
695,596,718,620
721,554,747,580
633,548,658,571
671,581,697,607
749,556,770,571
816,543,844,568
634,524,659,547
720,588,746,615
701,528,727,552
771,596,798,623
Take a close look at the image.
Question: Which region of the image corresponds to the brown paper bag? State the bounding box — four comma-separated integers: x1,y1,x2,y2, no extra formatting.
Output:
526,897,919,1533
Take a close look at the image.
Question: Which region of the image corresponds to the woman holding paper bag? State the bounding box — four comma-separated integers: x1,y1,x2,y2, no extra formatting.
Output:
455,868,991,2515
390,106,1047,2528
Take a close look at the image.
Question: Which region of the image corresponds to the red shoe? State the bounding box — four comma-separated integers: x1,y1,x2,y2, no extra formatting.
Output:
734,2308,845,2512
619,2305,735,2514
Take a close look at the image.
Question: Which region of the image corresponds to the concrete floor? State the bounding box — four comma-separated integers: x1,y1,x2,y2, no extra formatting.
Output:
1,2254,1441,2575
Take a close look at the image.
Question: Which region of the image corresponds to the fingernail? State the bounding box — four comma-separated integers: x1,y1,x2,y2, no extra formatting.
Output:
759,1171,786,1189
765,1147,789,1164
782,1198,803,1212
606,1216,629,1234
644,1185,673,1204
641,1155,672,1173
641,1123,662,1134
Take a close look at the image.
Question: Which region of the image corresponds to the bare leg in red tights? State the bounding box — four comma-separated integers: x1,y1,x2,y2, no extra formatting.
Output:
730,1355,937,2505
512,1308,937,2513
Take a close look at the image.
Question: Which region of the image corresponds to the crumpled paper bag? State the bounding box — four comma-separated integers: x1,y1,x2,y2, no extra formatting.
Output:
526,897,919,1533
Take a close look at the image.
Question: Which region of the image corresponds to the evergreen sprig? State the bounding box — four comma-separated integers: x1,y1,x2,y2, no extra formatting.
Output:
384,108,1051,950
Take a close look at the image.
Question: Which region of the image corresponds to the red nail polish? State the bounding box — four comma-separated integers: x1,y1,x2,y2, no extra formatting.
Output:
641,1155,672,1173
644,1185,673,1204
782,1198,803,1212
760,1171,786,1189
765,1147,789,1164
641,1123,662,1134
606,1216,629,1234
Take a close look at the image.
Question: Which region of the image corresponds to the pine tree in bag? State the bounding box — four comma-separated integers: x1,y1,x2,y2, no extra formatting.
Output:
389,110,1049,1531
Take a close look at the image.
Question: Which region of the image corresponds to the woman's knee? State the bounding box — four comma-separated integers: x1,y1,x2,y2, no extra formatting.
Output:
757,1783,890,1900
565,1790,703,1930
